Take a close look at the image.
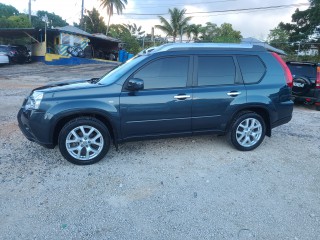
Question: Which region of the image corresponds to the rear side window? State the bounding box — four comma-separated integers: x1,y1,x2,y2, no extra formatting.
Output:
134,57,189,89
237,56,266,84
197,56,235,86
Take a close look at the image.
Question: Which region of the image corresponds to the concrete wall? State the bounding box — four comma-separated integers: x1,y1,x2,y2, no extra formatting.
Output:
31,42,46,57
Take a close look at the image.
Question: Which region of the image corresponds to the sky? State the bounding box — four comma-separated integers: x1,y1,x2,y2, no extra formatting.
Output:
0,0,310,40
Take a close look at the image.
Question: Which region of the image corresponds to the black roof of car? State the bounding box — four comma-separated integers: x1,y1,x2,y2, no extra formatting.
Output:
286,61,319,66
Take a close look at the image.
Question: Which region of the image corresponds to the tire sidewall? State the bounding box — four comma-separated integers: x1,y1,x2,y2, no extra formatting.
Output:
229,113,266,151
58,118,110,165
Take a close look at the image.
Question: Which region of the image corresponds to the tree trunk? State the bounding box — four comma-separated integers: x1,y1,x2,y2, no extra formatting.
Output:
106,14,111,36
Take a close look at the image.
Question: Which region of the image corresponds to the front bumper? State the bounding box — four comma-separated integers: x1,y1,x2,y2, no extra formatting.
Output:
17,108,55,149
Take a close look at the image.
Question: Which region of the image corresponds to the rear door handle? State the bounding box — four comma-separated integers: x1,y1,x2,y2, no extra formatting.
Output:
227,91,241,97
174,95,191,100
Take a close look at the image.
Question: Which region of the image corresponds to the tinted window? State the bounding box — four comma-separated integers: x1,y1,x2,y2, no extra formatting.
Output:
238,56,266,84
287,64,317,78
0,46,8,52
134,57,189,89
198,56,235,86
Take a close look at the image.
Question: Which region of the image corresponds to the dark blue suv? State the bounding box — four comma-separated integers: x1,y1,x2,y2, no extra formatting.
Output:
18,43,294,165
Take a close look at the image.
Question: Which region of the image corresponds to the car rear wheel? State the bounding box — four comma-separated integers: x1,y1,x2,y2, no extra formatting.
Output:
228,112,266,151
58,117,110,165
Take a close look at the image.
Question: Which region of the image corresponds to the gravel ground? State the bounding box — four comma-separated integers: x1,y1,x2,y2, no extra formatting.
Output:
1,63,320,240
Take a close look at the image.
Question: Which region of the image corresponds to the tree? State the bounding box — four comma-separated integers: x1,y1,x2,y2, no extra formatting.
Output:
186,24,202,42
268,24,292,53
75,8,107,33
100,0,128,35
0,3,26,28
200,22,218,42
31,11,68,28
109,24,140,54
0,3,19,18
279,0,320,55
213,23,242,43
199,22,242,43
123,23,145,38
155,8,192,42
0,14,32,28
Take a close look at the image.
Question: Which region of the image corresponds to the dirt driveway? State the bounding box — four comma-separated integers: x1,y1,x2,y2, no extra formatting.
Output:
1,63,320,240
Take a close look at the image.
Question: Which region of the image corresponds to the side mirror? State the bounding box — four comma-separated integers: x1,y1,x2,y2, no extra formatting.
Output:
126,78,144,91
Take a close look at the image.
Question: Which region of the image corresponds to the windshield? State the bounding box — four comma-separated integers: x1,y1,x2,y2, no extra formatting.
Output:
99,55,147,85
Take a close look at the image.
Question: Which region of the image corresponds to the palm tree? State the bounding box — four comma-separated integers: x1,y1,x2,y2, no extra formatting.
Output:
155,8,192,42
186,24,202,42
100,0,128,35
186,25,193,42
191,24,202,41
123,23,145,37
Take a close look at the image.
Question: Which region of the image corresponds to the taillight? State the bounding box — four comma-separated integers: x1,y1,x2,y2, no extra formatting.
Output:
316,66,320,89
271,52,293,88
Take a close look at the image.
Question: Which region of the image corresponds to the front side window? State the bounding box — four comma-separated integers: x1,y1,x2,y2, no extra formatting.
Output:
133,57,189,89
197,56,236,86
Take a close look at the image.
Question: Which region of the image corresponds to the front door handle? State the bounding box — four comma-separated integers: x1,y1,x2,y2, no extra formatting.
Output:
174,94,191,100
227,91,241,97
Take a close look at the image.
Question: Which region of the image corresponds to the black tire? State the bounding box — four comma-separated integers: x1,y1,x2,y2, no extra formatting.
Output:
58,117,111,165
227,112,266,151
67,46,73,54
292,77,312,96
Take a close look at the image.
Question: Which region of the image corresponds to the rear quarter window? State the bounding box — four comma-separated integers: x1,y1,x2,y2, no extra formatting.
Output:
237,56,266,84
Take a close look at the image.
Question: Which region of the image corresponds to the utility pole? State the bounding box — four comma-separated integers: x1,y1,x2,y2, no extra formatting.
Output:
28,0,31,23
81,0,84,28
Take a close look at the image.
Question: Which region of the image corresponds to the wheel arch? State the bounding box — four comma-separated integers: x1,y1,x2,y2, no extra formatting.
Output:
227,106,271,137
52,111,118,147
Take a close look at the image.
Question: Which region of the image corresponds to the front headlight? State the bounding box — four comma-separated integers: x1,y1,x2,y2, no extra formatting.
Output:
25,91,43,110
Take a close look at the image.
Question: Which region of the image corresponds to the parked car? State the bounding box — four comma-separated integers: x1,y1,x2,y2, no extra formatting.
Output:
0,48,9,65
286,61,320,110
18,43,294,165
0,44,31,64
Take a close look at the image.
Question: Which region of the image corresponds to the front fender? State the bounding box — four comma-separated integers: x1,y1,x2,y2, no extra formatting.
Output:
45,99,120,144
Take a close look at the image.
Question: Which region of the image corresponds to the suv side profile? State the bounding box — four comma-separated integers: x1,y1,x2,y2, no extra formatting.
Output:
18,43,294,165
286,61,320,111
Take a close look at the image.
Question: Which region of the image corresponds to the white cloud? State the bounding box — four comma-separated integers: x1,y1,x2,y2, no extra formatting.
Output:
0,0,310,38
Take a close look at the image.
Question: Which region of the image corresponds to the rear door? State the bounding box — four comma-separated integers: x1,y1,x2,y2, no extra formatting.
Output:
287,62,317,98
191,55,247,132
120,56,193,139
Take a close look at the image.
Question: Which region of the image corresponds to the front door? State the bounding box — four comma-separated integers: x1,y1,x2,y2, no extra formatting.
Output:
120,56,192,139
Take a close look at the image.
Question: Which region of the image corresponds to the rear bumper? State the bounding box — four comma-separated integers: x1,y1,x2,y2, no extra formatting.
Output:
271,115,292,129
292,89,320,103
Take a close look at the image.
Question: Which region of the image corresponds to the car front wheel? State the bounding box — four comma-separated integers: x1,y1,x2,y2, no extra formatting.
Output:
58,117,110,165
228,112,266,151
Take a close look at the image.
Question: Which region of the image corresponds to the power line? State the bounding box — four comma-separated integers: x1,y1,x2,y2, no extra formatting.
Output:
125,0,237,9
121,3,309,16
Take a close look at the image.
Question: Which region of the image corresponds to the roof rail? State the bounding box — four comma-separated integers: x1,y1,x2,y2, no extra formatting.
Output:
152,43,260,52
